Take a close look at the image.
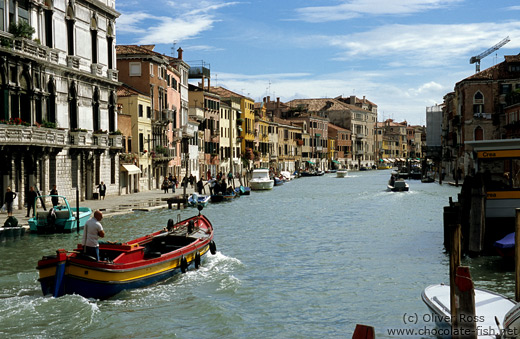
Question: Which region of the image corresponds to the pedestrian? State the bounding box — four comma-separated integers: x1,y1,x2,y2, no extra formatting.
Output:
189,174,195,188
207,170,211,180
173,176,178,189
97,181,106,200
4,187,17,217
197,177,205,194
82,210,105,261
162,178,169,193
50,185,59,207
26,186,38,217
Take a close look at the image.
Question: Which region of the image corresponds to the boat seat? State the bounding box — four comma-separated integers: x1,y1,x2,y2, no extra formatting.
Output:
55,210,70,219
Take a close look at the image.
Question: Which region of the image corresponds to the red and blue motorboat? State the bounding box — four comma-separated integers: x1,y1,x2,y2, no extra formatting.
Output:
36,212,216,299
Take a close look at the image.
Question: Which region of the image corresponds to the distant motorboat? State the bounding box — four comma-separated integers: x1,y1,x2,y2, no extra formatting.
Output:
336,169,348,178
187,193,210,208
280,171,294,181
388,178,409,192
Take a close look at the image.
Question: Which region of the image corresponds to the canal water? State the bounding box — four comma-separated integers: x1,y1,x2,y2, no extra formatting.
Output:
0,170,515,338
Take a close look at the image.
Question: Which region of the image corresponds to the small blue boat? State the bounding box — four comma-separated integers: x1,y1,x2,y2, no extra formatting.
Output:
273,177,285,186
28,195,92,233
234,185,251,196
187,193,210,207
494,232,515,257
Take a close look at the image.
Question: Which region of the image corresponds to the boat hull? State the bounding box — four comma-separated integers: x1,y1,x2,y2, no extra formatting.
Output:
249,180,274,190
336,170,348,178
37,214,215,299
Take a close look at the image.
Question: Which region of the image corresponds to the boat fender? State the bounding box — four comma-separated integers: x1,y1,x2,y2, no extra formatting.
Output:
195,252,201,269
180,256,188,273
167,219,174,231
209,241,217,255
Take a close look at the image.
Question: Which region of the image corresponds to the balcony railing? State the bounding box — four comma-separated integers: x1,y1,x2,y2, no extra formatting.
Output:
108,134,123,149
0,125,67,147
188,106,205,121
474,113,492,120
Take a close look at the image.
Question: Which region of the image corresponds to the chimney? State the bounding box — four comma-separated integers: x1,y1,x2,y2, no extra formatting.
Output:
363,96,366,103
350,95,356,104
177,47,183,60
263,97,266,103
267,96,270,103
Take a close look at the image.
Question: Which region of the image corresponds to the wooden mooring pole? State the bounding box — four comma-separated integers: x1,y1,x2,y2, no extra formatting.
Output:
515,208,520,302
449,223,461,327
453,266,477,339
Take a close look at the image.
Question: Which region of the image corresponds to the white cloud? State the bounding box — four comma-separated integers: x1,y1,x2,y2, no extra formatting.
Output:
118,1,241,45
308,22,520,68
295,0,463,23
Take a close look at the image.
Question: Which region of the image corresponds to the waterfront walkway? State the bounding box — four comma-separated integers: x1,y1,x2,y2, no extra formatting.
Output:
3,181,215,229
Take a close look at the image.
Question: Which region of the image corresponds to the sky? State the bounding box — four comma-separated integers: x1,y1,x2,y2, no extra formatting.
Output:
115,0,520,126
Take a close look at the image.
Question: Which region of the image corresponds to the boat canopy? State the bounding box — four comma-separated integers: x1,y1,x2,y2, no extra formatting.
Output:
332,160,340,164
306,160,315,165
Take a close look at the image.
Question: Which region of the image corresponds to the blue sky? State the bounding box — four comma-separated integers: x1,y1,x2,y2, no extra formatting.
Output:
115,0,520,125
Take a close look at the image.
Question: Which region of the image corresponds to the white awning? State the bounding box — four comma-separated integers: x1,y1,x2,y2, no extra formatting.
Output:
121,164,141,175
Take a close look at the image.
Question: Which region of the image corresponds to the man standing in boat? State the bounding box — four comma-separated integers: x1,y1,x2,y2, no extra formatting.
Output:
82,210,105,261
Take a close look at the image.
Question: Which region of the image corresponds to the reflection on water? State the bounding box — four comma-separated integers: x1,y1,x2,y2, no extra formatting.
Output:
0,170,514,338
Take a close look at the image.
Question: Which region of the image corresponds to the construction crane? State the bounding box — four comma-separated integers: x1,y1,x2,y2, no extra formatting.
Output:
470,36,511,73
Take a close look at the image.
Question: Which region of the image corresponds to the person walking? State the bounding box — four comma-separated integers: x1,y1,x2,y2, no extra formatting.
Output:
162,178,169,193
4,187,17,217
26,186,38,217
50,185,59,207
197,177,205,195
82,210,105,261
97,181,106,200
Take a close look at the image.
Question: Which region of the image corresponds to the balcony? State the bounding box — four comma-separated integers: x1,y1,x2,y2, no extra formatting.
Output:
172,129,183,141
91,63,103,76
66,55,80,69
108,134,123,149
182,124,196,138
474,113,492,120
107,69,119,82
92,132,109,147
0,125,67,147
188,106,205,122
355,133,365,139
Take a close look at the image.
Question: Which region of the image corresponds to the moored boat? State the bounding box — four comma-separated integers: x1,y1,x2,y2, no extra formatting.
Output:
211,190,237,202
249,169,274,190
187,193,210,207
234,185,251,196
494,232,515,257
36,212,216,300
422,284,515,338
273,177,284,186
28,195,92,233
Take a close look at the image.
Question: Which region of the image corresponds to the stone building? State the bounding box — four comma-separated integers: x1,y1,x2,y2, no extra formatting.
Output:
0,0,121,208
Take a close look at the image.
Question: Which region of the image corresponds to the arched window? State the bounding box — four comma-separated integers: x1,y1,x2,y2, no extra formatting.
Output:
19,70,31,124
66,2,75,56
44,0,54,48
47,78,56,123
107,22,114,69
108,91,116,132
474,126,483,140
90,15,98,64
92,87,100,131
473,91,484,114
69,81,78,129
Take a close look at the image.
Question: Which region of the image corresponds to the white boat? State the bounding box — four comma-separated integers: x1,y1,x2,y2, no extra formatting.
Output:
422,284,516,338
249,169,274,190
280,171,295,181
336,169,348,178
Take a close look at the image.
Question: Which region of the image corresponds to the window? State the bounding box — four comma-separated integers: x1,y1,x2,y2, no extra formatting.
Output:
147,106,151,119
138,104,143,117
0,2,4,31
18,0,29,23
91,29,98,63
150,64,154,76
139,133,144,152
129,62,141,76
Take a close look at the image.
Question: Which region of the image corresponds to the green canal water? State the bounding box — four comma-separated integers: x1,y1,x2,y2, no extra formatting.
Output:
0,170,515,338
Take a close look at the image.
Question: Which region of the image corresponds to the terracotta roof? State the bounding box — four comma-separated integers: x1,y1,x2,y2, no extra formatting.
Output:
117,84,148,97
286,98,369,113
462,54,520,82
209,86,253,100
116,44,163,58
328,123,348,132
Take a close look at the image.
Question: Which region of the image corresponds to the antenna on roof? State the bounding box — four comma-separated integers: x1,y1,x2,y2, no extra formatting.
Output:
171,40,177,57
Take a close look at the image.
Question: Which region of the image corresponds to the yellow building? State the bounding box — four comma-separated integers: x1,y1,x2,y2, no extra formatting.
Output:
117,85,151,192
